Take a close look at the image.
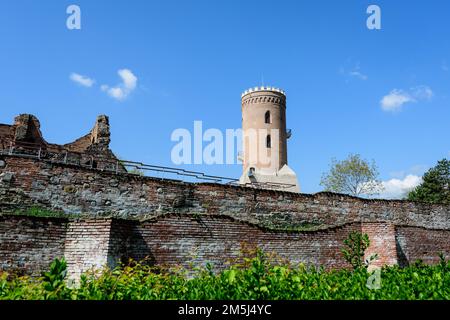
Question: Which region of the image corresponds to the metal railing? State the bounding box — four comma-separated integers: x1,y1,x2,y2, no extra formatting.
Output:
0,141,295,190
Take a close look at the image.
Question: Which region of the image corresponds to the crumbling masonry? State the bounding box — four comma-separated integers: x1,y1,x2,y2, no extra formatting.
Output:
0,114,449,280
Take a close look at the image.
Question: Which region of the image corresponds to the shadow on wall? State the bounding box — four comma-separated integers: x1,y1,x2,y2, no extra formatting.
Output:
108,220,155,268
395,236,409,268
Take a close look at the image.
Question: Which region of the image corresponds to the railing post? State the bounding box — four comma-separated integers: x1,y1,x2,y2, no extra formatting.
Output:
38,148,41,160
9,142,13,155
64,152,68,163
116,161,119,174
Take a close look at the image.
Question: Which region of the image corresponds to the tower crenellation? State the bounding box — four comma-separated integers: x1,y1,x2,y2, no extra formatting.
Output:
241,86,286,97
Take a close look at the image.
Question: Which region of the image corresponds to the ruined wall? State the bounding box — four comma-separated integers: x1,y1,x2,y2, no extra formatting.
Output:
395,226,450,266
0,215,67,276
0,114,120,165
1,113,448,279
0,155,448,231
132,215,361,270
0,155,449,277
1,214,449,279
362,223,398,267
64,220,113,282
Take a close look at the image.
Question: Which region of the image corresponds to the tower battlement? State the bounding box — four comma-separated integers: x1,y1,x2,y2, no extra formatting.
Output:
241,86,286,98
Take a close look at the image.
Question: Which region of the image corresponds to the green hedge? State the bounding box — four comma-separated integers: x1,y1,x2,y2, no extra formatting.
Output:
1,250,448,300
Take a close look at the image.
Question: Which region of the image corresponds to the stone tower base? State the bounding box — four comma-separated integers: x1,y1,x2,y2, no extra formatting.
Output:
239,164,300,193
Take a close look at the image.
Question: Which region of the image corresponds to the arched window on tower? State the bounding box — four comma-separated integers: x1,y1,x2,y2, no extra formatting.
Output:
266,134,271,148
265,111,271,124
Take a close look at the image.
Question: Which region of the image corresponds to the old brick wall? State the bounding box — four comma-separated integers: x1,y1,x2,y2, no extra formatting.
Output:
1,214,449,278
63,219,149,282
64,219,113,282
395,226,450,267
362,223,398,267
0,215,67,276
108,219,149,266
0,155,449,278
132,215,361,271
1,155,449,232
0,215,361,275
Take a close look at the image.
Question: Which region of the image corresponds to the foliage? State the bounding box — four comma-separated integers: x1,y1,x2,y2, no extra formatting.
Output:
408,159,450,204
7,206,67,219
41,258,71,300
341,232,377,270
0,258,72,300
0,250,449,300
320,154,383,196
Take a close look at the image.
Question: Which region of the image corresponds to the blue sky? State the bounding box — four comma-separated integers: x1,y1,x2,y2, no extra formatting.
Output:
0,0,449,197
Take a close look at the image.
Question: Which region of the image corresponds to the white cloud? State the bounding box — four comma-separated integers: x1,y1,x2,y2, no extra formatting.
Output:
377,175,422,199
411,85,433,100
70,73,95,87
389,164,428,180
349,70,368,81
340,63,368,81
380,86,433,112
380,89,414,112
101,69,138,101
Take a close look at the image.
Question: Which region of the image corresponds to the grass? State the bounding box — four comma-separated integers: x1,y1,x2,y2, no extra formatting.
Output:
5,206,68,218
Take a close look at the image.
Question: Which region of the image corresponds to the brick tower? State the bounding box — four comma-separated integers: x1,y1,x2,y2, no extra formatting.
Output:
239,86,300,192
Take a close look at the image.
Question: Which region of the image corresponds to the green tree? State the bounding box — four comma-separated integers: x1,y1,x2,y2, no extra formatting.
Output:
320,154,383,196
407,159,450,204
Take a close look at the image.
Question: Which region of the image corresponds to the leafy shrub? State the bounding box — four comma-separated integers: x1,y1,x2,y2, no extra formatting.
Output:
341,232,378,270
0,249,448,300
41,258,71,300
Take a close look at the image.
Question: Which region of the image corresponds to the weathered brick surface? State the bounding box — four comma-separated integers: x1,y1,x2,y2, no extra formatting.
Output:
1,214,449,278
0,155,449,278
64,220,112,282
1,156,449,231
362,223,398,267
395,226,450,266
0,215,67,276
62,219,146,282
132,215,361,270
